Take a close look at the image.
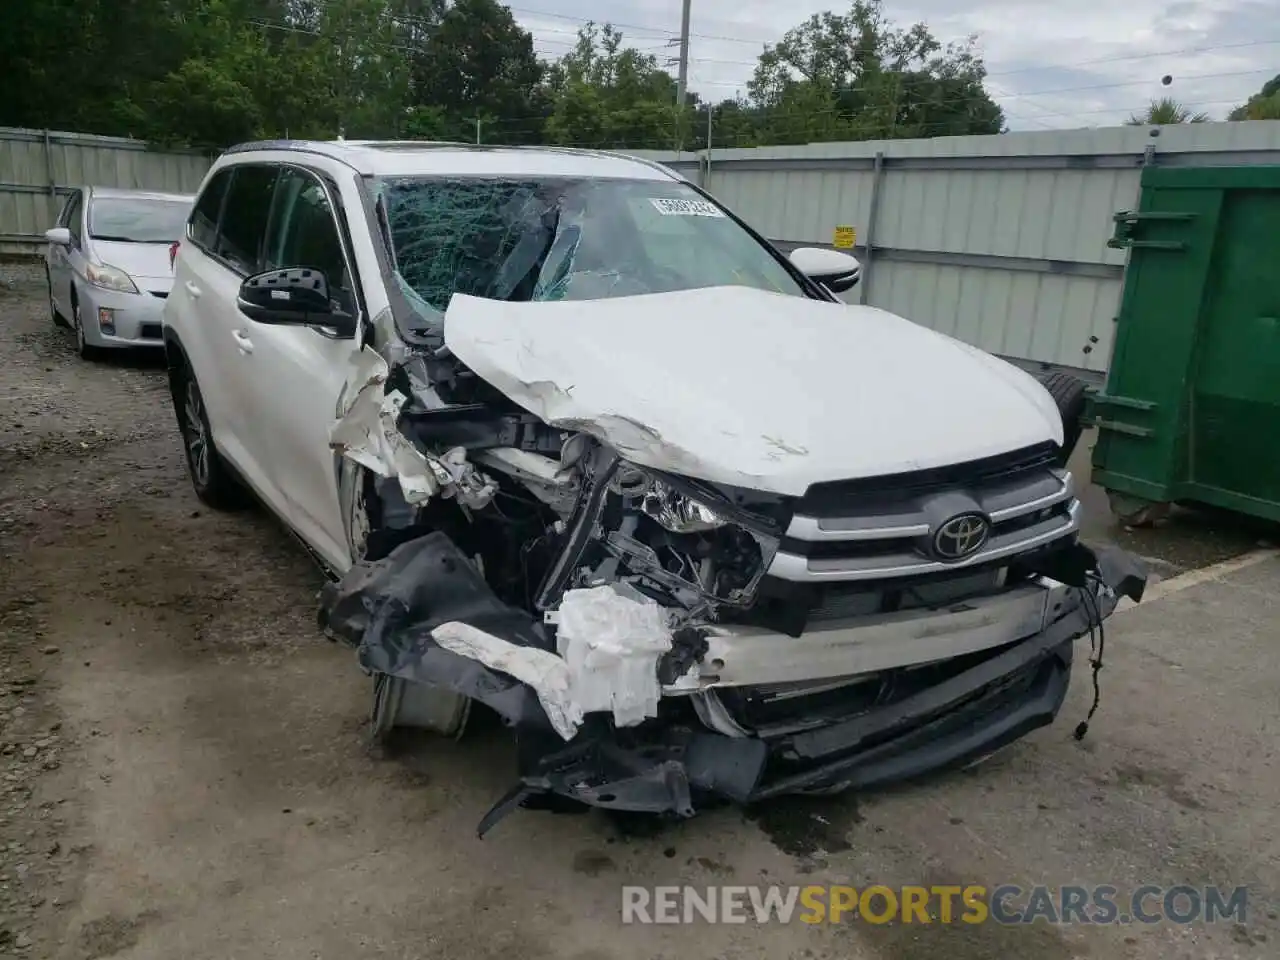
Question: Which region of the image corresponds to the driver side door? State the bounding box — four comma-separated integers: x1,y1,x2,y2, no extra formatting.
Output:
242,165,364,571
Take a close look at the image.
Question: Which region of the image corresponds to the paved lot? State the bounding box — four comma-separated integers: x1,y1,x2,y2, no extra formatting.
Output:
1,262,1276,959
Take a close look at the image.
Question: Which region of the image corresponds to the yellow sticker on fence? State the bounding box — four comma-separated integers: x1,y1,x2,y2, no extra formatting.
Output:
833,225,856,249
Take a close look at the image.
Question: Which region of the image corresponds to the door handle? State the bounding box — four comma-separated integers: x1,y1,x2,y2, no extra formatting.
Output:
184,281,202,299
232,329,254,354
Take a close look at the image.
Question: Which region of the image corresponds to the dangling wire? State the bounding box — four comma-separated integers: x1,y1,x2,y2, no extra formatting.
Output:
1073,573,1108,741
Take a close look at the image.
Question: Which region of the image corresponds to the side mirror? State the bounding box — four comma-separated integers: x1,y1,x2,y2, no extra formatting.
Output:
45,227,72,246
237,267,355,335
789,246,861,293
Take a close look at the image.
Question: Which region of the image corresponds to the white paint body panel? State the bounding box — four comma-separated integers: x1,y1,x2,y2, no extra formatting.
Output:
444,285,1063,496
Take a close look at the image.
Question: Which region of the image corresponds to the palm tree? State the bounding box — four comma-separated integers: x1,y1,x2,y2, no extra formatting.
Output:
1127,97,1210,125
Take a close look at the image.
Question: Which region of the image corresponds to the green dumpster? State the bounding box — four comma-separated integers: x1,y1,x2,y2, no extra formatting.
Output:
1090,164,1280,525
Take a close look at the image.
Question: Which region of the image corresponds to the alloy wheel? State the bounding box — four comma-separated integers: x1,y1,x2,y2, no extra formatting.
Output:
183,380,211,487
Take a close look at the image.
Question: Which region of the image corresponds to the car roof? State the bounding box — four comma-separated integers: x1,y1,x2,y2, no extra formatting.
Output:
220,140,682,182
85,186,195,203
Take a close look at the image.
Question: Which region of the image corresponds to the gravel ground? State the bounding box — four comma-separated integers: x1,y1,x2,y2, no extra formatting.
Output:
0,259,1275,959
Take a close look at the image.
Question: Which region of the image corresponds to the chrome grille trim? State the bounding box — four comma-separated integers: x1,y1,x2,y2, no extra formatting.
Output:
786,470,1074,542
768,501,1080,583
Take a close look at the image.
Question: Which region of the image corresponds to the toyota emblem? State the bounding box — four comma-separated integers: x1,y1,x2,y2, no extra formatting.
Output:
932,513,991,561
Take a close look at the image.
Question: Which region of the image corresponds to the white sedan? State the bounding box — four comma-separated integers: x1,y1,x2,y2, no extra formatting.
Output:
45,186,193,359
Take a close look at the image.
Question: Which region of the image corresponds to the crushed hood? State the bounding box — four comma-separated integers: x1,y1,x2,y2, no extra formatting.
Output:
443,286,1063,496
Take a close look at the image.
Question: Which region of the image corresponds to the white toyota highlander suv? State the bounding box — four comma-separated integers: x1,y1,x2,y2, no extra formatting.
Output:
163,140,1145,835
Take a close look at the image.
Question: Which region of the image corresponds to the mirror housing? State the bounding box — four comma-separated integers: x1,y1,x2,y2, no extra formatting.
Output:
45,227,72,246
237,267,355,335
789,246,861,293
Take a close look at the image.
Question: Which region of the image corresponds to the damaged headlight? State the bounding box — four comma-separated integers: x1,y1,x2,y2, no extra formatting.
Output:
640,479,728,534
596,466,779,611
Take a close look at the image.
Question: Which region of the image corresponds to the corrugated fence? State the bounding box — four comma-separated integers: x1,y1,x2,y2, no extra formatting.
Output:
0,126,212,256
7,123,1280,375
633,121,1280,376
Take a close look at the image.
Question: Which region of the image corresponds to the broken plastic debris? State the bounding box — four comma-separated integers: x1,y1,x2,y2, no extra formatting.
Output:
435,447,498,510
547,584,673,729
431,621,582,740
329,346,492,507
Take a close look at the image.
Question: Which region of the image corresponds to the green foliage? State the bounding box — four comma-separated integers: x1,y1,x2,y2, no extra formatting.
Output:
545,23,693,149
745,1,1004,144
1127,98,1209,125
1228,75,1280,121
0,0,1007,151
150,59,263,148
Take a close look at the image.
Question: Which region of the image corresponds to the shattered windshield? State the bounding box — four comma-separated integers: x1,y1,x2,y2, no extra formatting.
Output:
372,175,808,331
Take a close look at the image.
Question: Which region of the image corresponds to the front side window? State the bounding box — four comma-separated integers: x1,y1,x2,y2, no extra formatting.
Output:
89,197,190,243
264,168,355,315
189,170,231,251
372,175,808,329
63,192,83,244
215,165,277,274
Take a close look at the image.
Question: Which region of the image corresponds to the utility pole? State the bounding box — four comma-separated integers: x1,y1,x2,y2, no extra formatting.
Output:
705,104,713,187
676,0,692,111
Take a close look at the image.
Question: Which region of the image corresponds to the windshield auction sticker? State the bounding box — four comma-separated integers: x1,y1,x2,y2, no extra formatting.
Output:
649,198,725,217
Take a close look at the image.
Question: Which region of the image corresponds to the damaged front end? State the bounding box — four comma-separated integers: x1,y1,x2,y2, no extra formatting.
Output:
320,330,1148,836
318,175,1148,835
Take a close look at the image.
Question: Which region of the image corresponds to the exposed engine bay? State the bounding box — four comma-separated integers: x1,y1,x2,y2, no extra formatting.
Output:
319,288,1149,837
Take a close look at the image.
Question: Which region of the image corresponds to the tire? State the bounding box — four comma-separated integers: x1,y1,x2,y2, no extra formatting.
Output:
173,365,248,510
47,269,68,328
1038,370,1088,465
71,293,102,361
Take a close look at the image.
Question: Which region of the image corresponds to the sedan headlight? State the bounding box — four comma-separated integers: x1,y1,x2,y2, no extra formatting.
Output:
86,262,138,294
640,479,728,533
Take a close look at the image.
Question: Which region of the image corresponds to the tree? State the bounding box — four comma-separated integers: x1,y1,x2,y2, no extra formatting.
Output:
149,58,263,149
544,24,695,150
406,0,546,143
1228,74,1280,121
746,0,1003,144
1127,98,1210,125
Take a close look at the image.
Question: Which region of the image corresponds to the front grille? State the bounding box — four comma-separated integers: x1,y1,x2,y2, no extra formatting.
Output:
767,444,1079,584
797,442,1059,517
139,323,163,340
149,290,168,299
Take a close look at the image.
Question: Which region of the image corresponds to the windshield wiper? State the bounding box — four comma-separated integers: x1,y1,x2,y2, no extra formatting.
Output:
90,235,173,243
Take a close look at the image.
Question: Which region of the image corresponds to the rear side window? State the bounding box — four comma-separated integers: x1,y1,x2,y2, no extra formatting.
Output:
215,166,278,274
189,170,231,251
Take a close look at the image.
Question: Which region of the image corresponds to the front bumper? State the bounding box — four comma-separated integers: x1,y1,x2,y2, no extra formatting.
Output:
79,283,167,348
320,534,1147,836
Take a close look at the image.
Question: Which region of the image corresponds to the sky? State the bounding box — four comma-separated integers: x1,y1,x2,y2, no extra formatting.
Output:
510,0,1279,130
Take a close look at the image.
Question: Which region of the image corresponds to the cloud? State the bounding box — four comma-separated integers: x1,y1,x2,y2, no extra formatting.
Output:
512,0,1279,129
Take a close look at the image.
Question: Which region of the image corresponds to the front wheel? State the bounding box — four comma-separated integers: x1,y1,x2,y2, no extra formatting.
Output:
370,673,471,742
71,297,102,361
46,270,68,328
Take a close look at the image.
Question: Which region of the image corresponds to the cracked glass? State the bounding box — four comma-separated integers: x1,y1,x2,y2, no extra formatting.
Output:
371,176,808,332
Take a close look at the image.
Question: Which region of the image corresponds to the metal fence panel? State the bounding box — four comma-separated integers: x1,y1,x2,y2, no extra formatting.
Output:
641,121,1280,373
0,127,212,255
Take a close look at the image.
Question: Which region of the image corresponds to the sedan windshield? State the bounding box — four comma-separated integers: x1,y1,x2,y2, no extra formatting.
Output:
89,197,191,243
373,176,808,327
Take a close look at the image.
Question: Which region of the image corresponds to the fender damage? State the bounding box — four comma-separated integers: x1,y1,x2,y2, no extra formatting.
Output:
320,288,1149,837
